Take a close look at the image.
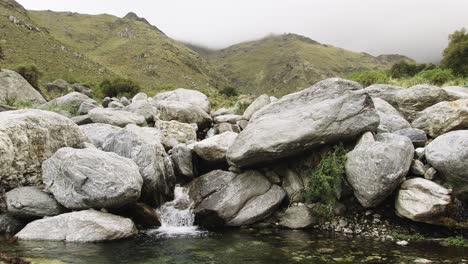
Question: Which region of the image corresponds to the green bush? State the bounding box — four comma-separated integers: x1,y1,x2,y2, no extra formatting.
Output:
347,70,389,86
415,68,455,85
445,236,468,247
303,144,347,218
14,64,42,89
220,86,238,97
442,28,468,76
97,78,141,98
389,60,436,78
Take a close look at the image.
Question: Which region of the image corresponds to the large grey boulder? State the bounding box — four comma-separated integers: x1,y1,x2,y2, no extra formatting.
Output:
227,78,380,168
0,109,89,190
0,69,46,105
88,108,146,127
412,99,468,138
345,133,414,208
170,144,196,180
189,170,281,225
372,97,411,133
363,84,403,104
154,88,210,113
16,209,137,242
155,120,197,149
279,206,317,229
193,132,238,163
393,84,450,121
6,187,65,219
43,147,143,210
442,86,468,100
425,130,468,202
395,178,451,224
154,100,212,129
242,94,271,120
40,92,97,114
227,185,285,226
125,100,159,123
393,128,428,147
102,125,175,206
132,92,148,102
79,123,122,149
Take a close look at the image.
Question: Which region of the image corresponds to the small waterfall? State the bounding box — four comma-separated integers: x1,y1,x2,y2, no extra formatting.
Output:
151,186,202,237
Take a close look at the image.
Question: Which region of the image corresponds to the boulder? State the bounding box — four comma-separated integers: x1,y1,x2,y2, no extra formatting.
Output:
88,108,146,127
15,209,137,242
345,133,414,208
71,115,92,125
372,97,411,133
170,144,196,181
154,100,212,129
125,100,159,123
227,185,285,226
108,101,125,109
214,114,243,124
78,101,98,115
154,88,210,113
120,97,131,106
227,78,380,168
117,202,160,229
393,128,428,147
363,84,403,104
45,79,71,94
5,187,65,219
425,130,468,202
412,99,468,138
395,178,451,224
0,109,90,190
79,123,122,148
0,69,46,105
193,132,238,163
279,168,305,203
155,120,197,149
279,206,317,229
442,86,468,100
41,92,97,114
43,147,143,210
189,170,276,224
212,107,234,117
242,94,271,120
102,125,175,206
70,83,92,97
0,214,25,234
132,92,148,102
393,84,450,121
215,123,240,134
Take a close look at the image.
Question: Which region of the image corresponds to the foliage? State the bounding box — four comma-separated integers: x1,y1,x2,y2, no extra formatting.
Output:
442,28,468,76
303,144,347,219
0,45,4,60
14,64,42,89
389,60,435,78
389,232,425,241
347,70,389,86
220,86,239,97
415,68,455,85
445,236,468,247
97,78,141,98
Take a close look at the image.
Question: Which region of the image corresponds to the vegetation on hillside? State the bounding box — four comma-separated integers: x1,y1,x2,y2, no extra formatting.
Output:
441,28,468,76
96,78,141,98
14,64,42,89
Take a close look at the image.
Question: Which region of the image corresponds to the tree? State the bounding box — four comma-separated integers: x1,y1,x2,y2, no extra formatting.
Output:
441,28,468,76
389,60,435,79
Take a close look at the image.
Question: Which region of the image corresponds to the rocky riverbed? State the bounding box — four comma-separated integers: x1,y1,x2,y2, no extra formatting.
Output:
0,69,467,255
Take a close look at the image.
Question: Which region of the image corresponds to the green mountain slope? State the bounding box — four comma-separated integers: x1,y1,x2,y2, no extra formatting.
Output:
29,10,224,94
0,0,115,87
207,34,413,95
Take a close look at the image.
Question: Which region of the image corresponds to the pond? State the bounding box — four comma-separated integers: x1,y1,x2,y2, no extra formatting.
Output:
0,228,466,264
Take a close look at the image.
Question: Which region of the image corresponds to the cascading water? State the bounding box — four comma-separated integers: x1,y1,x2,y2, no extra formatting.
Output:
150,186,203,237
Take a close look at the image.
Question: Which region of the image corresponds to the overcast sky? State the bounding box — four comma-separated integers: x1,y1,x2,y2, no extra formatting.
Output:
18,0,468,62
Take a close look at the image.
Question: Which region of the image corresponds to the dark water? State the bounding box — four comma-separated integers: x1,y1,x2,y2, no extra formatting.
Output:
0,228,466,264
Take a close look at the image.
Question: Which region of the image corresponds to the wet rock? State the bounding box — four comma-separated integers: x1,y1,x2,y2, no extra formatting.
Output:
242,94,271,120
154,88,210,113
0,109,89,191
393,128,427,147
102,125,175,206
5,187,65,219
118,203,160,229
80,123,122,148
346,133,414,208
0,69,46,105
155,120,197,149
395,178,451,224
279,206,317,229
0,214,24,234
154,100,212,129
412,99,468,138
373,97,411,133
43,147,143,210
425,130,468,202
227,78,379,168
16,209,137,242
193,132,238,163
88,108,146,127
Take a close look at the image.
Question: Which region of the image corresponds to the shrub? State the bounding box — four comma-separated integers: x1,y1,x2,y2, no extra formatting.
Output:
220,86,238,97
445,236,468,247
14,64,42,89
415,68,455,86
389,60,435,79
97,78,141,98
442,28,468,76
347,70,389,86
302,144,347,218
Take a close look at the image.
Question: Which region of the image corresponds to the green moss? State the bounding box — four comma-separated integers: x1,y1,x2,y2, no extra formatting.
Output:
445,236,468,247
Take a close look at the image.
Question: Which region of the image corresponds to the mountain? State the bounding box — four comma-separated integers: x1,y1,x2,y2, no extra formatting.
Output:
206,34,414,95
0,0,115,87
29,10,224,94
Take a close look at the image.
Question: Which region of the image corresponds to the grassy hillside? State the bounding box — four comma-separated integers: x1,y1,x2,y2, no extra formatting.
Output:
207,34,413,95
0,0,115,88
29,10,224,94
